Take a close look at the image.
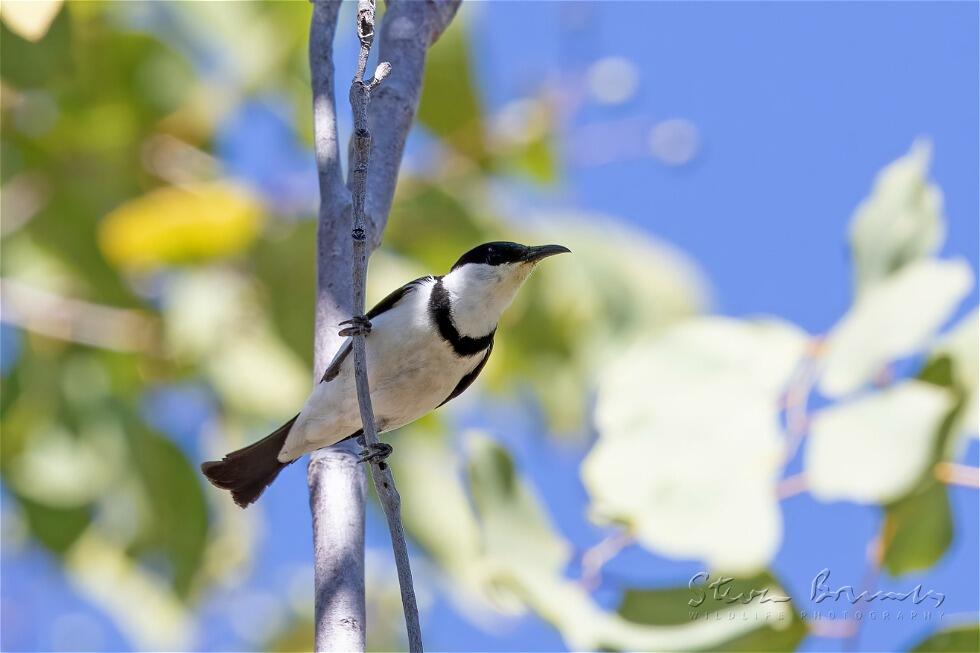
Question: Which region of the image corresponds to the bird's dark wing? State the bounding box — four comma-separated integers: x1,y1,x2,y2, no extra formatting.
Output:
320,339,352,382
367,276,432,319
320,276,432,383
439,340,493,407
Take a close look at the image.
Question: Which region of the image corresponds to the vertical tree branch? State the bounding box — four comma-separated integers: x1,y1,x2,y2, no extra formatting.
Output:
309,3,365,652
308,0,461,650
363,0,462,246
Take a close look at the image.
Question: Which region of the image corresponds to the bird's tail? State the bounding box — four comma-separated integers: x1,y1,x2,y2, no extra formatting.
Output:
201,414,299,508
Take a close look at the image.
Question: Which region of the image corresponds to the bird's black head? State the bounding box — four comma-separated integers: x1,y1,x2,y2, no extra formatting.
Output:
451,241,570,271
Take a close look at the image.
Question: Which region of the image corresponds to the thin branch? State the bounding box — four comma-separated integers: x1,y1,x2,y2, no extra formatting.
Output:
842,536,883,652
579,529,633,592
935,462,980,489
780,337,823,466
346,2,422,650
362,0,461,247
807,618,858,639
0,278,158,353
776,472,808,500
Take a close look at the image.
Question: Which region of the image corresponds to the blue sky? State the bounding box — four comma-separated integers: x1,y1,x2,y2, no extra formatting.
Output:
2,2,978,652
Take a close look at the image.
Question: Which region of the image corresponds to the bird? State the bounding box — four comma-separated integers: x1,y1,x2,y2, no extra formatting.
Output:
201,241,569,507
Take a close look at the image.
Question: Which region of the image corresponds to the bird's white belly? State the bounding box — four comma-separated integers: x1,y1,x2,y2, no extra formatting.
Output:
279,305,478,461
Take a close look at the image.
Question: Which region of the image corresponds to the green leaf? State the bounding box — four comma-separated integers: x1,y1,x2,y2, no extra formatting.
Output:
0,1,71,85
820,258,973,397
583,318,806,572
385,180,494,272
0,0,62,42
253,220,316,362
910,623,980,652
849,140,945,296
417,18,487,163
500,125,558,185
129,428,209,597
266,617,314,653
14,493,91,554
930,309,979,446
619,571,806,652
807,380,954,504
882,480,953,575
487,98,560,185
876,360,962,575
467,434,569,573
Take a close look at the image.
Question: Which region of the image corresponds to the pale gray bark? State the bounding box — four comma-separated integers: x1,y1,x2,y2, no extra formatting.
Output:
345,0,424,644
307,0,461,651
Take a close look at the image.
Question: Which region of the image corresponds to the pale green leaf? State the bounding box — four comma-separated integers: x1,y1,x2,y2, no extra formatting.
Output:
206,331,309,419
492,214,710,431
65,529,192,650
9,422,126,507
387,429,520,614
820,258,973,397
849,140,945,296
163,269,310,417
807,380,954,503
162,268,254,360
466,436,794,650
583,318,808,573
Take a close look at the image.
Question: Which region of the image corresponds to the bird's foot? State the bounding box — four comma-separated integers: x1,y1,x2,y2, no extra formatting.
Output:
339,315,372,337
358,442,393,468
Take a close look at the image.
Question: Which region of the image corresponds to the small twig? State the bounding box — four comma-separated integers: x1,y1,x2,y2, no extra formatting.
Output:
307,1,459,649
780,338,823,466
0,278,158,353
579,529,633,591
807,618,858,639
935,462,980,489
842,536,883,652
346,1,422,651
805,538,883,645
776,472,808,500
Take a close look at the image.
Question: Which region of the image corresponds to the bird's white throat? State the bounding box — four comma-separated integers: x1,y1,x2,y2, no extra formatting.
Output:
441,262,532,338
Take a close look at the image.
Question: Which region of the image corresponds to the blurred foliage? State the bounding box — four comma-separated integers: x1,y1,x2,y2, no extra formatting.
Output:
910,624,980,653
418,15,558,184
583,317,806,573
99,182,263,271
848,140,945,297
1,3,977,653
618,572,807,652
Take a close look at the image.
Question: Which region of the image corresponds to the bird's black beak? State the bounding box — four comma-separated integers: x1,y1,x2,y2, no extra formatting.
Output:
525,244,571,263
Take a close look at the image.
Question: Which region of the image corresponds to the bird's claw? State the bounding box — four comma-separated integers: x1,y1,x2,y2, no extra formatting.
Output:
358,442,393,468
339,315,372,337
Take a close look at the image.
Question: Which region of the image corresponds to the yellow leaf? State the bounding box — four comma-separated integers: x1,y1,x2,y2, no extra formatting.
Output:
99,182,263,270
0,0,62,42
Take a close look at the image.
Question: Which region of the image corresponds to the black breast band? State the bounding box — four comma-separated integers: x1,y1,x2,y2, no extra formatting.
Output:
428,277,494,357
